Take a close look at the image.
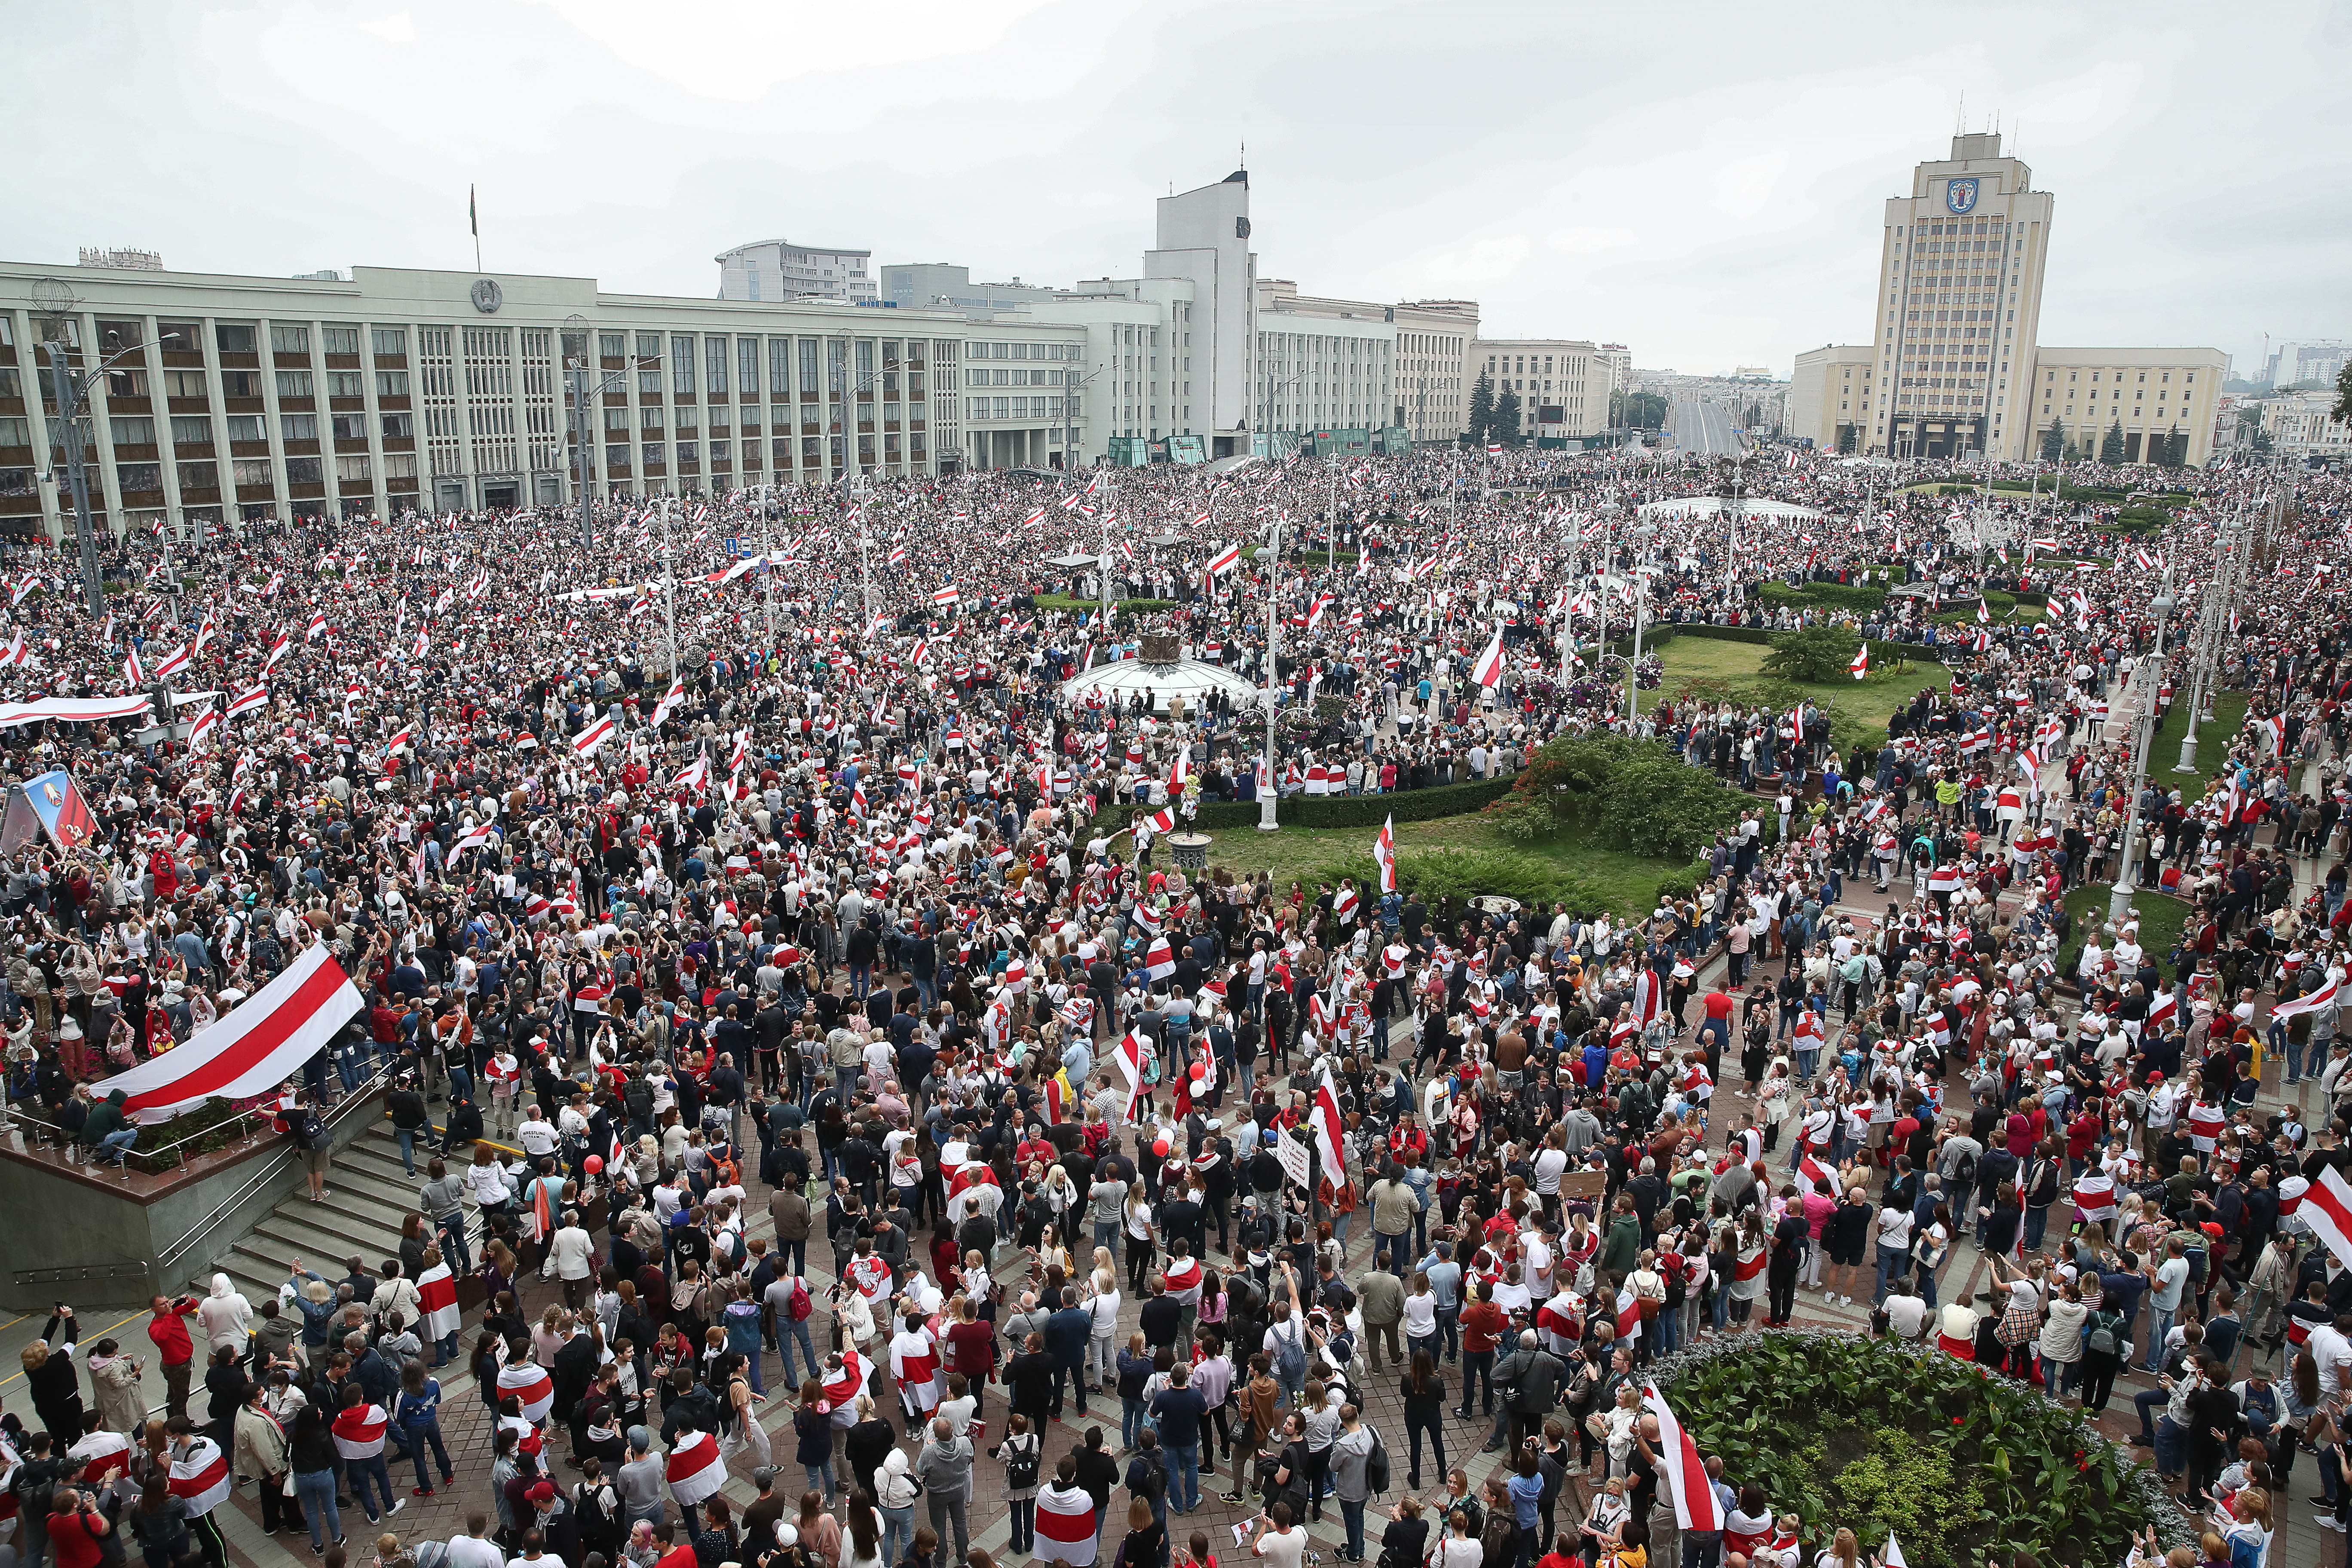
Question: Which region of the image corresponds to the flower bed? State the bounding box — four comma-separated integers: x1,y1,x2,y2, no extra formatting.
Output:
1650,1330,2185,1568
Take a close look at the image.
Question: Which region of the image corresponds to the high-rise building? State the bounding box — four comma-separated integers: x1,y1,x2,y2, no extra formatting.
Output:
1866,132,2053,462
1146,172,1257,446
1789,132,2230,466
714,239,878,305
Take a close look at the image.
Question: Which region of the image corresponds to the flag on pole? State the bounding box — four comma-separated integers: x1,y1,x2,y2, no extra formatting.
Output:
469,184,478,236
1640,1384,1723,1531
1309,1069,1346,1181
1850,643,1869,680
1471,626,1506,688
2298,1165,2352,1271
1371,814,1397,894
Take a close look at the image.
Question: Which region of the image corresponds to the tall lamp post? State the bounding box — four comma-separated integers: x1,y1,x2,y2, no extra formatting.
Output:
562,314,660,554
1258,509,1285,832
2109,567,2178,922
31,279,182,617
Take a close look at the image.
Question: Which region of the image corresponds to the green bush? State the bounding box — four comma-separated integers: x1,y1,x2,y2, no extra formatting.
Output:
1661,1333,2163,1568
1281,850,1608,916
1187,775,1514,830
1480,734,1741,863
1760,580,1888,612
1761,624,1863,683
1033,595,1179,617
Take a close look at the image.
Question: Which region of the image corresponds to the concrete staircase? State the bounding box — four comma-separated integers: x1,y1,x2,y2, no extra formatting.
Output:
198,1125,481,1306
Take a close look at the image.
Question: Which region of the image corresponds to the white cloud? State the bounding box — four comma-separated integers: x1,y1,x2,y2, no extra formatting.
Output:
356,10,414,41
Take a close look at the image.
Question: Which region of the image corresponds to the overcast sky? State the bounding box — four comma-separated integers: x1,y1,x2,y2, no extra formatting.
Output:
8,0,2344,378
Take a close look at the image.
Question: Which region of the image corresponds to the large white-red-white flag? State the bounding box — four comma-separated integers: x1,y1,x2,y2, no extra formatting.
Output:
1310,1069,1346,1182
1471,625,1506,688
2272,975,2340,1023
572,714,617,756
2298,1164,2352,1271
167,1436,231,1515
1640,1384,1722,1531
416,1262,461,1343
1372,813,1397,894
1035,1482,1100,1567
94,945,363,1122
664,1428,727,1507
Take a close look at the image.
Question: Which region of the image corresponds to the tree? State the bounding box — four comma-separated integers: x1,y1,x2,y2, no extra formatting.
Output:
2040,420,2065,464
2099,418,2126,465
1838,424,1859,455
1492,389,1523,447
1761,623,1863,684
1627,392,1668,430
2153,423,2186,468
1746,401,1764,430
1466,373,1495,446
2334,361,2352,428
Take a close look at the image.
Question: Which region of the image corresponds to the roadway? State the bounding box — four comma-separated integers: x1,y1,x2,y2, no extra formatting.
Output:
1666,398,1746,456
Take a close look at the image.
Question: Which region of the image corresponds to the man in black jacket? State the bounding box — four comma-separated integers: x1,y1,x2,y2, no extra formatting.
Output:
1482,1330,1564,1454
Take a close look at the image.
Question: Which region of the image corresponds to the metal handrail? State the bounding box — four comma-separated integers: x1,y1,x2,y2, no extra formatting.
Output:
154,1061,396,1278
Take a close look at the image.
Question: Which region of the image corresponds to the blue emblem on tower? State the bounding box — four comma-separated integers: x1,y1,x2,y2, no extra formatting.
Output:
1947,178,1980,215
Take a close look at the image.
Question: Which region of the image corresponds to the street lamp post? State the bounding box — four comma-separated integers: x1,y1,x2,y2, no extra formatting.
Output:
34,306,184,617
563,318,661,554
2109,567,2178,922
1259,508,1283,832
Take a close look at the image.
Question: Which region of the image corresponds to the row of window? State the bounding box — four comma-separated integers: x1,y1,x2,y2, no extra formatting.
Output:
0,410,416,450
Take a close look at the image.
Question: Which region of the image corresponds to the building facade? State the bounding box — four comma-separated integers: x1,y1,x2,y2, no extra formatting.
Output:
879,264,1060,317
1472,338,1611,439
1866,133,2054,461
0,259,1096,539
714,240,879,305
1788,345,1877,451
1392,300,1477,444
2025,347,2226,466
2257,391,2350,463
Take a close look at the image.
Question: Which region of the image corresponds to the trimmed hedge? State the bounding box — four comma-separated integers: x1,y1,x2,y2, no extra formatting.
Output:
1619,621,1952,667
1187,774,1514,830
1760,580,1890,612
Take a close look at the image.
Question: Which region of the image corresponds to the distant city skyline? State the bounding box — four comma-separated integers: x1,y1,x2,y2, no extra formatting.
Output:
5,0,2341,378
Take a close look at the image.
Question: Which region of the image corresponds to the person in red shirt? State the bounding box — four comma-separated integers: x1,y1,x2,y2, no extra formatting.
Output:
46,1488,113,1568
146,1293,200,1421
1454,1286,1507,1421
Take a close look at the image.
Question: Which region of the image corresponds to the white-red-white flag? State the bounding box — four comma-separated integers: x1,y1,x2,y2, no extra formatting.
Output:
1640,1384,1722,1531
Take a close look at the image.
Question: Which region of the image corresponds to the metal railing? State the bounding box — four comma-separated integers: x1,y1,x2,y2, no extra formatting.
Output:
153,1060,397,1285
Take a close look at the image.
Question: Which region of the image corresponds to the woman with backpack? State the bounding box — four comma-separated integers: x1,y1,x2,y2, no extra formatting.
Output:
2078,1292,2130,1412
994,1413,1043,1558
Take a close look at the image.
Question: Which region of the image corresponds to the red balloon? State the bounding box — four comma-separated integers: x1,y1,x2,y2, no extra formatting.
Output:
1188,1063,1207,1081
583,1155,604,1175
1152,1138,1172,1158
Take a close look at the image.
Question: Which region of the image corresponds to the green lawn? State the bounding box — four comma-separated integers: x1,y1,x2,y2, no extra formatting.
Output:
1195,813,1688,918
1654,637,1952,743
2147,689,2250,800
2061,880,2193,981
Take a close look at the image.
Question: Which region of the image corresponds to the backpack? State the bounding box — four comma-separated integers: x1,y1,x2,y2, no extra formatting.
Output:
2084,1311,2122,1359
1950,1146,1977,1199
295,1109,328,1151
1272,1320,1307,1387
1000,1432,1040,1491
1363,1427,1391,1496
787,1277,813,1323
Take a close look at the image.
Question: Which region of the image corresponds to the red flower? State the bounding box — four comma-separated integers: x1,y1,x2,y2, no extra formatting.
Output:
1952,1416,1964,1425
2077,1461,2089,1472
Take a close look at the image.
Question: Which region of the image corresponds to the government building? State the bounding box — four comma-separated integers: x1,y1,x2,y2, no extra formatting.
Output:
1789,134,2226,466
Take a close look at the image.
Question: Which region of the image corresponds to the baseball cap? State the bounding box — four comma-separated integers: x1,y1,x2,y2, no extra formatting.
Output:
527,1480,556,1502
752,1467,779,1490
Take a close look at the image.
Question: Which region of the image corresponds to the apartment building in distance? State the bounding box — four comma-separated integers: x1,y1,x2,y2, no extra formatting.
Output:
713,239,879,305
1472,338,1614,440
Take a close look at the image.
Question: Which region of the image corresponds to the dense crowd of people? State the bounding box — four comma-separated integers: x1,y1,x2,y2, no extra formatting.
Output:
0,443,2344,1568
